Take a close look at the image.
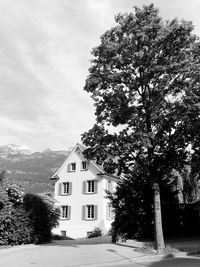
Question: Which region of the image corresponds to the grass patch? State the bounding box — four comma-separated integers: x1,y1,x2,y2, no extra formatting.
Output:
140,244,178,255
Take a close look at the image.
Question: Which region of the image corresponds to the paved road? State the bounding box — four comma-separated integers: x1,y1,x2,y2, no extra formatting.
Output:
1,237,200,267
0,242,142,267
103,256,200,267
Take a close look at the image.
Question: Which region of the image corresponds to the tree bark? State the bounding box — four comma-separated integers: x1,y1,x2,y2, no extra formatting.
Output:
153,182,165,253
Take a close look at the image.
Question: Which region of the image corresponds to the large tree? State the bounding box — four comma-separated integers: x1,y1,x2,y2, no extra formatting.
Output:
82,4,200,252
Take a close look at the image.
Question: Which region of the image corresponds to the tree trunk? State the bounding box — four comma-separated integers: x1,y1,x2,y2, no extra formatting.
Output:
153,182,165,253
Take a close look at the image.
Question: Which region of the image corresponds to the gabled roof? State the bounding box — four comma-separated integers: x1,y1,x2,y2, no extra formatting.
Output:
50,143,101,179
50,143,119,180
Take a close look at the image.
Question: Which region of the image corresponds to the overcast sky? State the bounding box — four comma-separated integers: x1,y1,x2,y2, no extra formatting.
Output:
0,0,200,152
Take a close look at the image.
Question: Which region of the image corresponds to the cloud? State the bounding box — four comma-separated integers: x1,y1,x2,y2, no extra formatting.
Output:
0,0,199,151
0,0,97,150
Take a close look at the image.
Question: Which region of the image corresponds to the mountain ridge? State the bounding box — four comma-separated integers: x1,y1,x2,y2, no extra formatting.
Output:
0,144,70,193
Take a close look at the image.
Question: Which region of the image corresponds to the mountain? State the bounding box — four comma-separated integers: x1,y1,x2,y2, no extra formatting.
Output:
0,144,32,157
0,145,69,193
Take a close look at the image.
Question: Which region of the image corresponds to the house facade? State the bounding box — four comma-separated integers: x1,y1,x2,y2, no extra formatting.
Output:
51,143,118,239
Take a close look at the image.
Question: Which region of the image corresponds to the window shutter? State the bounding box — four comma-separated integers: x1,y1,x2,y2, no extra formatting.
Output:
69,182,72,195
68,206,71,220
58,183,62,195
106,203,109,220
111,208,115,220
67,164,70,172
82,181,86,194
110,182,113,193
94,205,98,220
82,205,86,220
106,180,108,191
94,180,98,193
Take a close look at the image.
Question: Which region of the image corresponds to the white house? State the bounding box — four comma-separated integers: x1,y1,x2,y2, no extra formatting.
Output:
51,143,119,239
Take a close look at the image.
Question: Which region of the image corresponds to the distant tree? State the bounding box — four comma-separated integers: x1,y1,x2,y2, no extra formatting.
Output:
0,170,9,209
82,4,200,252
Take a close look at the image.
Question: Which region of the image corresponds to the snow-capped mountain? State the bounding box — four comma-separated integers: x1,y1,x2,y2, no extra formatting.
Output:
0,144,70,193
0,144,32,157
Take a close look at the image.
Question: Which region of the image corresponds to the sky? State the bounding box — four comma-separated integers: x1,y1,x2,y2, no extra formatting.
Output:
0,0,200,152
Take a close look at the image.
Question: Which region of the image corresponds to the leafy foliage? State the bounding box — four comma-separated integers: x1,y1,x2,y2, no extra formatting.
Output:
0,172,60,245
82,4,200,243
0,206,33,246
87,227,102,238
23,193,60,243
83,4,200,181
109,168,153,238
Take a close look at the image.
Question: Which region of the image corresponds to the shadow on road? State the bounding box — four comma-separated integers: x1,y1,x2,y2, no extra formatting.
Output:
40,236,113,248
149,255,200,266
106,248,133,261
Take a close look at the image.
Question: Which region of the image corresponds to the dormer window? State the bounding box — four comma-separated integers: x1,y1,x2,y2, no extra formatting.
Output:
81,161,88,171
68,162,76,172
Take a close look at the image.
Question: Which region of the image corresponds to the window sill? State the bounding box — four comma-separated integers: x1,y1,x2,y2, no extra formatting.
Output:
60,218,70,220
84,218,97,221
84,192,97,195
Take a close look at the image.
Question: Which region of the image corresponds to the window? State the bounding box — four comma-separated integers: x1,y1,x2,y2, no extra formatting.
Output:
88,180,95,193
82,205,97,220
87,205,94,219
83,180,97,194
61,205,71,219
81,161,88,170
58,182,72,195
68,162,76,172
106,203,114,220
63,182,69,194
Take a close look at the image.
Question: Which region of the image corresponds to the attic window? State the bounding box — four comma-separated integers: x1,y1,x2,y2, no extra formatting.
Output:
68,162,76,172
81,161,88,170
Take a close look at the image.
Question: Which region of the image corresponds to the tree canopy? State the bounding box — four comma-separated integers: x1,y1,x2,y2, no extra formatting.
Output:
82,4,200,250
82,3,200,187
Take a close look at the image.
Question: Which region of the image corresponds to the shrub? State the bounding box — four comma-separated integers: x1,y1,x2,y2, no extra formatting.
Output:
87,227,102,238
0,172,60,246
23,193,60,244
0,205,33,246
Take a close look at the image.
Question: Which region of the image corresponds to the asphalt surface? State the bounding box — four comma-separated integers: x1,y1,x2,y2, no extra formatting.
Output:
0,237,200,267
103,256,200,267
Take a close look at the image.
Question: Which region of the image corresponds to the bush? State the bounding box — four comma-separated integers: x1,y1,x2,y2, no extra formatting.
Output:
0,205,33,246
87,227,102,238
0,173,60,246
23,193,60,244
